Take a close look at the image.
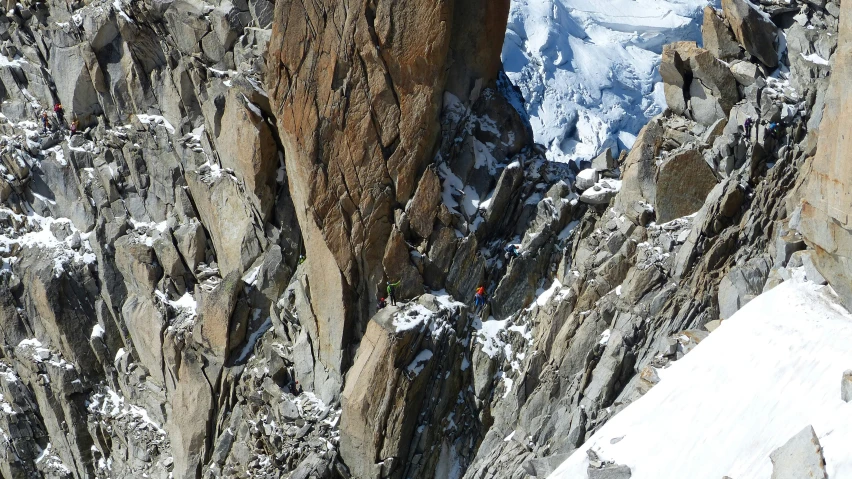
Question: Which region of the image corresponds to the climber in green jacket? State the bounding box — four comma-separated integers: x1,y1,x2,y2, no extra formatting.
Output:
386,280,401,306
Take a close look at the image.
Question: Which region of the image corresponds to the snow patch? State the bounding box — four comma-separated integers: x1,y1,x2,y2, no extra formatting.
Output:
801,52,830,65
136,114,175,134
405,350,434,377
91,324,105,340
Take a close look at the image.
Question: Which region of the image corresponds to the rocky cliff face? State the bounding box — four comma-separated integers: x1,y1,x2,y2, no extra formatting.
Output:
0,0,845,478
265,0,510,403
798,0,852,311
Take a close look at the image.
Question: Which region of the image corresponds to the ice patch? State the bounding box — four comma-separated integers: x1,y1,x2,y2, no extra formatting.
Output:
0,210,97,278
234,316,273,363
242,265,261,286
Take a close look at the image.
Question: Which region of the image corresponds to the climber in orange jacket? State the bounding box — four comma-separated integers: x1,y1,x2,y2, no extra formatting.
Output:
474,286,486,314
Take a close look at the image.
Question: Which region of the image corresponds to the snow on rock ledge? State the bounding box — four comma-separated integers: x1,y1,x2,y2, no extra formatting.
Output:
549,279,852,478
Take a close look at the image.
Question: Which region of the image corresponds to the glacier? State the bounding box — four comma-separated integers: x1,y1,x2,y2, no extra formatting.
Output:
504,0,712,163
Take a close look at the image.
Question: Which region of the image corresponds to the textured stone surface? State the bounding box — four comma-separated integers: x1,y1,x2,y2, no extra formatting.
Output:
661,41,740,125
799,0,852,310
0,0,842,477
267,0,510,387
614,118,664,224
722,0,779,68
655,149,719,223
769,426,827,479
703,6,742,61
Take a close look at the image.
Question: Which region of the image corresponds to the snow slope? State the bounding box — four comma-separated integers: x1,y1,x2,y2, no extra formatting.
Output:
549,278,852,478
504,0,711,163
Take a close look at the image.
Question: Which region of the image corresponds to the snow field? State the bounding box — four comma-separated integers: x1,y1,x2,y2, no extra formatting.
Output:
549,278,852,478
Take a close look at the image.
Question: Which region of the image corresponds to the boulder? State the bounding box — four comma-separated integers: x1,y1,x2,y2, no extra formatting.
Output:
614,118,664,224
479,160,525,237
185,168,264,279
381,227,424,300
722,0,779,68
173,218,206,273
576,168,598,191
446,235,485,299
340,299,466,479
842,370,852,403
655,149,718,223
660,42,740,125
730,60,761,86
580,180,619,206
689,79,728,125
588,463,632,479
660,45,689,115
163,0,209,56
769,425,827,479
702,6,741,61
592,149,617,171
214,89,279,219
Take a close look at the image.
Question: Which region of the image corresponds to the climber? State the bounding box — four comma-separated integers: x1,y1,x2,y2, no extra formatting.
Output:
377,297,387,310
40,110,50,134
473,285,486,314
70,118,79,135
53,103,65,126
298,254,305,265
743,117,753,139
504,243,519,260
386,280,401,306
767,121,779,139
288,380,302,396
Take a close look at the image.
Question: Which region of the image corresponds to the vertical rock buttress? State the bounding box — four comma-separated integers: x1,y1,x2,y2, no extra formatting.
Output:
267,0,509,396
798,0,852,308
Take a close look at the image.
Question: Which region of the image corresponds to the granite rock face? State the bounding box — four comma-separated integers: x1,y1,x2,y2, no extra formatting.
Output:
798,0,852,311
266,0,512,400
0,0,845,477
722,0,779,68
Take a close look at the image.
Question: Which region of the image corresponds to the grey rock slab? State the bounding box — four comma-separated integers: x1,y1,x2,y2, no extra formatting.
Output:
722,0,779,68
588,463,633,479
730,60,761,87
655,149,718,224
702,6,742,61
769,425,827,479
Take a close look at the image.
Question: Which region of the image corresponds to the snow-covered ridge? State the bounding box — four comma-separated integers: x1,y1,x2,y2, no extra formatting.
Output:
504,0,711,163
549,278,852,478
